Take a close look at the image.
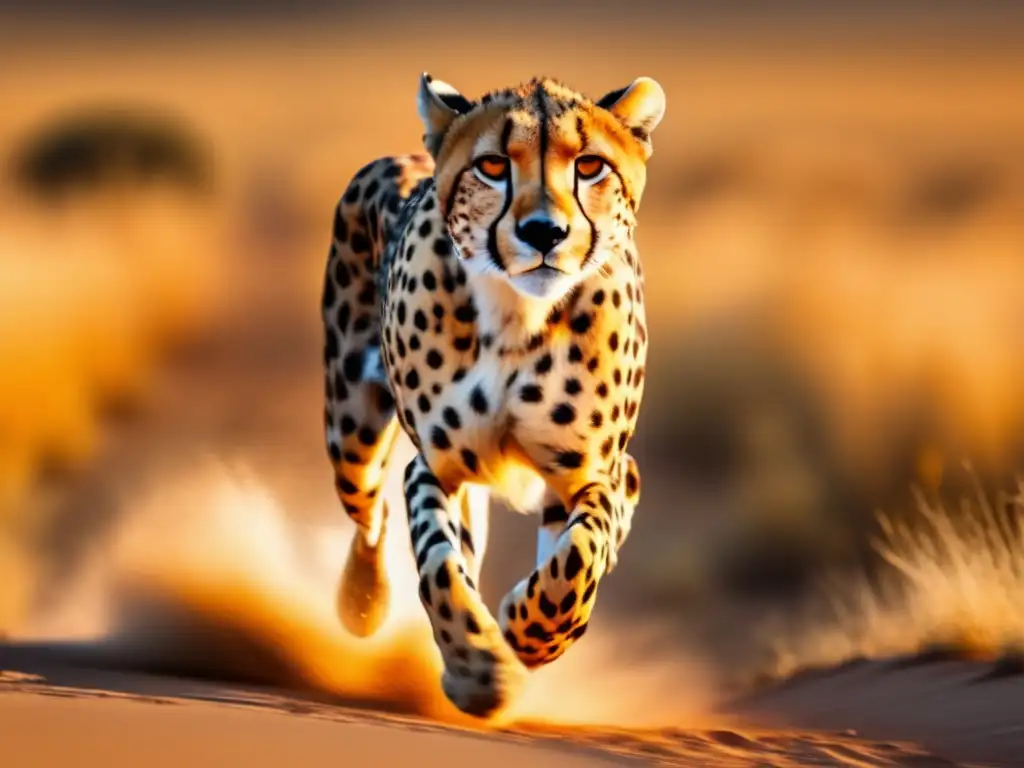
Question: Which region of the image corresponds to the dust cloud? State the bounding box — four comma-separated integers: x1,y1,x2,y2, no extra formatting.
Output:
8,437,714,730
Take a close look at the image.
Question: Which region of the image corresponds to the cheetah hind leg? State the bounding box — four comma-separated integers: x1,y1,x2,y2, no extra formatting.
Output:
338,497,392,638
331,352,400,638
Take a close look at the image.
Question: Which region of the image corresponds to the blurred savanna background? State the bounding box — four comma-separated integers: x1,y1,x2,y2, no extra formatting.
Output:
0,0,1022,699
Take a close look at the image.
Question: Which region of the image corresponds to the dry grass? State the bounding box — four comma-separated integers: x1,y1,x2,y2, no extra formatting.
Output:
762,471,1024,683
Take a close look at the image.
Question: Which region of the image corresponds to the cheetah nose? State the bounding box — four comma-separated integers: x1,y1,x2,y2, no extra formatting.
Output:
515,216,569,256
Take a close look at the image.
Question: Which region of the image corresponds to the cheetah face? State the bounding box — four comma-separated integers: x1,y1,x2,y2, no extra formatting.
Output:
417,74,665,302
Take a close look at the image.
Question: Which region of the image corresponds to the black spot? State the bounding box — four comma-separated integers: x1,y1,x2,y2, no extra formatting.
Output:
435,563,451,589
327,442,341,462
322,278,336,309
433,238,452,257
431,426,451,450
342,351,363,383
538,591,558,619
419,575,432,606
564,546,584,580
423,270,437,290
525,622,552,642
336,474,358,495
592,289,605,305
417,393,431,413
405,368,420,390
418,219,432,238
461,448,478,472
453,336,473,352
559,590,576,614
520,385,543,403
426,349,444,369
350,231,369,254
569,622,589,641
334,260,351,288
439,604,453,622
324,330,341,367
442,407,461,429
535,354,553,375
608,332,619,351
335,302,351,333
556,451,584,469
454,303,477,323
564,378,582,395
376,388,395,411
414,310,428,332
590,410,604,428
465,613,480,634
340,416,356,435
357,426,377,446
596,383,609,398
470,386,488,414
397,301,407,325
357,282,375,306
570,313,592,334
568,344,584,363
527,571,539,598
582,579,597,604
551,403,576,425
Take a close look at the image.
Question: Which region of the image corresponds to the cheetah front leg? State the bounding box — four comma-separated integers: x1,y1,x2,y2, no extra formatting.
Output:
403,455,526,717
458,482,490,587
499,460,640,669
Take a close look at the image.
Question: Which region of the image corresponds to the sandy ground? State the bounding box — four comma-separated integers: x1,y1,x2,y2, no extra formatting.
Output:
1,643,1006,767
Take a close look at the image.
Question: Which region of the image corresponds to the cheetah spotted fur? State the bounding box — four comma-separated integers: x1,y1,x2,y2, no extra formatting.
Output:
321,73,665,718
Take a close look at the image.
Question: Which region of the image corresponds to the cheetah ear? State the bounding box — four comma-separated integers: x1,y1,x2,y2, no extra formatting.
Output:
417,72,474,157
596,77,666,141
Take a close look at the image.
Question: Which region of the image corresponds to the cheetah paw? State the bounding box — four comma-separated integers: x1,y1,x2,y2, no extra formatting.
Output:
434,594,528,718
337,529,390,638
441,646,528,719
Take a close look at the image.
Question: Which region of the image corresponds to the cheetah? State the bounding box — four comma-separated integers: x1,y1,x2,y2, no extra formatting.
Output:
321,73,664,717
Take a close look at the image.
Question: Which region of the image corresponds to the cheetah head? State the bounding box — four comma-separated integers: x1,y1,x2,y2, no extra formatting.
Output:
417,74,665,302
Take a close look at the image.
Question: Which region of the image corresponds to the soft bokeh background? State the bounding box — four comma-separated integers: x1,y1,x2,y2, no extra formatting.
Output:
0,1,1022,693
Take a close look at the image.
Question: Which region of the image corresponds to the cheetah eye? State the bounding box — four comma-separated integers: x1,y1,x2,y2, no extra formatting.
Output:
575,155,609,182
474,155,510,182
